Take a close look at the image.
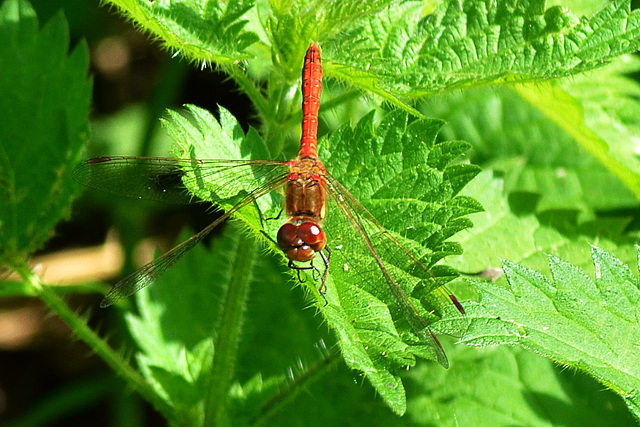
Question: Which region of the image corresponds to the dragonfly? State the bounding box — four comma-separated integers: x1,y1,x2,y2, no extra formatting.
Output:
73,43,465,367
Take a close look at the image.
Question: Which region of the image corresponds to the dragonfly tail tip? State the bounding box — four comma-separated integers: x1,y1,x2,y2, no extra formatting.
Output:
450,294,465,314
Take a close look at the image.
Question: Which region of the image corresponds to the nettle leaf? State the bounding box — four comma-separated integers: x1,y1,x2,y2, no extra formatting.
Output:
0,0,90,263
569,54,640,127
405,344,635,426
103,0,259,65
98,0,640,119
269,0,398,42
163,104,282,221
166,106,480,414
268,0,399,78
125,225,248,424
445,171,541,274
95,1,640,125
319,110,480,414
445,170,638,290
425,84,638,214
324,0,640,106
124,214,334,423
459,246,640,418
514,81,640,200
558,54,640,199
426,73,640,219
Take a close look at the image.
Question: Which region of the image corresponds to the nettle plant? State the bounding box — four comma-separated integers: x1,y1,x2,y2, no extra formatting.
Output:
2,0,640,424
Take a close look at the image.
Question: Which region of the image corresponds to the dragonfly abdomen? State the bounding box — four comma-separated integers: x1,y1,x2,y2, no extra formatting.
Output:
299,43,322,159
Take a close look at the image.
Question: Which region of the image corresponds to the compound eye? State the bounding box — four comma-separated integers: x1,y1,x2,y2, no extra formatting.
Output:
298,221,326,251
277,223,300,251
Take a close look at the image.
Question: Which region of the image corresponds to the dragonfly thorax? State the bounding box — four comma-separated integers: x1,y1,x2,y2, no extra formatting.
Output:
283,162,326,221
279,157,327,262
277,216,327,262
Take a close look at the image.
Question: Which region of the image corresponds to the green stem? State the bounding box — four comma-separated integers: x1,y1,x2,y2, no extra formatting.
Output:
204,230,257,426
251,346,340,425
16,264,174,420
226,64,269,123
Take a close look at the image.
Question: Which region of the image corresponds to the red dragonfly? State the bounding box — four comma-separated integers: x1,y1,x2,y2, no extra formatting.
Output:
73,44,464,367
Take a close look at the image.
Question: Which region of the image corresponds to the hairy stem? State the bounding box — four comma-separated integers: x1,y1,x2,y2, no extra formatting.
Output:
204,231,257,425
251,345,340,425
17,263,174,419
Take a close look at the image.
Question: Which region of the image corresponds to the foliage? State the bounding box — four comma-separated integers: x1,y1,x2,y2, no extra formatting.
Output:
2,0,640,424
0,0,90,261
405,343,636,426
456,245,640,417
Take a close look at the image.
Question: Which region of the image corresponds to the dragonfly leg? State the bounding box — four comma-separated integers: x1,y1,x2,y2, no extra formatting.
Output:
317,246,332,306
286,249,331,306
311,264,321,281
264,208,284,221
297,266,307,283
259,210,284,244
288,259,315,283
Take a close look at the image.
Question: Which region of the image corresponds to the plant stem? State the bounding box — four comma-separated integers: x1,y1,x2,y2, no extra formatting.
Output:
17,263,174,420
226,64,269,123
251,346,340,425
204,230,257,425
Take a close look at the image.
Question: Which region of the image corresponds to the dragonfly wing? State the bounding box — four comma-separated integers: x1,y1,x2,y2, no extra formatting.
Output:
100,173,288,307
323,171,463,367
324,171,464,313
72,156,288,205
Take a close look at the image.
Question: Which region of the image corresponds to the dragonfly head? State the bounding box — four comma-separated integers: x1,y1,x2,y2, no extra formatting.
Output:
277,217,326,262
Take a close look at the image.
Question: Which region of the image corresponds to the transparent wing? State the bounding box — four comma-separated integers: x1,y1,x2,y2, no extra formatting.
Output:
72,156,290,307
72,156,289,205
323,171,464,368
99,173,288,307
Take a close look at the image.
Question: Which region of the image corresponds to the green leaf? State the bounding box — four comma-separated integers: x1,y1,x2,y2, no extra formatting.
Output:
161,105,480,414
324,0,640,106
122,220,341,424
549,0,610,16
313,110,480,414
424,80,638,213
267,0,399,78
103,0,259,65
0,0,91,263
445,170,637,291
459,245,640,418
559,54,640,199
125,224,254,425
514,81,640,200
98,0,640,119
227,247,340,424
405,344,635,426
336,0,640,90
446,171,541,273
164,104,281,218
